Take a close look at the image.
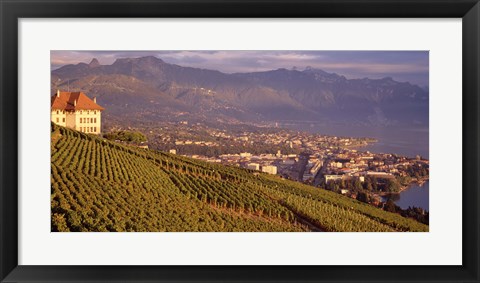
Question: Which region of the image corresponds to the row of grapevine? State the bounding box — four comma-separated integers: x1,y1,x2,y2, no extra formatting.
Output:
50,123,428,232
51,124,306,232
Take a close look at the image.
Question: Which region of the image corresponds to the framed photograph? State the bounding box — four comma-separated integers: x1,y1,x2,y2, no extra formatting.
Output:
1,0,479,282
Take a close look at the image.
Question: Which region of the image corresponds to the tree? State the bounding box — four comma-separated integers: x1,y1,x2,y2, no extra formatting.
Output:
371,176,378,191
386,179,401,193
356,191,369,203
104,130,147,143
384,199,397,213
364,181,373,191
354,179,363,191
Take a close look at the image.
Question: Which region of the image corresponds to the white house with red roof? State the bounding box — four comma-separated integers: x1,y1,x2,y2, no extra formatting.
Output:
51,90,105,134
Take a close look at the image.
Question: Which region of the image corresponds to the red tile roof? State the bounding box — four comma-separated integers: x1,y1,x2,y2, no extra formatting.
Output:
51,91,105,111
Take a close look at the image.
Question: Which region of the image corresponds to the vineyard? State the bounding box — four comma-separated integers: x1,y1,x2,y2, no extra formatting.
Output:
51,123,428,232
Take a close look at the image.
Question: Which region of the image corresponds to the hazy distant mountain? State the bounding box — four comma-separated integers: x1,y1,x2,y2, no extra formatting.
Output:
51,56,428,127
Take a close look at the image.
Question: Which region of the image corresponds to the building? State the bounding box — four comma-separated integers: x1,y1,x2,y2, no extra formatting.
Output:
246,163,260,170
51,90,104,134
324,174,344,183
261,165,277,175
240,152,252,158
365,171,395,179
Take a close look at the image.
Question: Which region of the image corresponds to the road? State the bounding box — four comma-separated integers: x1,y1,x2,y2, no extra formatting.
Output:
295,153,310,181
313,156,331,187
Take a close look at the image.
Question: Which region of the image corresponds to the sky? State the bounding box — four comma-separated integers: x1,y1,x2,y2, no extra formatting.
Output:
51,51,429,87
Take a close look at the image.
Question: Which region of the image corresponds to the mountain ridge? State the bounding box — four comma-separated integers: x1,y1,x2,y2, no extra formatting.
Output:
51,56,428,126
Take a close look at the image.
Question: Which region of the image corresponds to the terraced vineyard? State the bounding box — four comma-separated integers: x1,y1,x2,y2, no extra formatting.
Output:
50,123,428,232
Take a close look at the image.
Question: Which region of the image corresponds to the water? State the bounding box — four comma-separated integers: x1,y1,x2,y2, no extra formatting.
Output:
382,181,429,211
350,127,429,159
280,122,429,158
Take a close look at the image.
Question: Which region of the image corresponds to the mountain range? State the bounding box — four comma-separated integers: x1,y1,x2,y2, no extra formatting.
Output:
51,56,429,127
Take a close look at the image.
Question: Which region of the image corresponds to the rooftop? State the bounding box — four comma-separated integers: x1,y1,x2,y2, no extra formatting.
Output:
51,91,104,111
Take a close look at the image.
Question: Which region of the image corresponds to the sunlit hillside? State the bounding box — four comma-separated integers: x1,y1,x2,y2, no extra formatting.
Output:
50,123,428,232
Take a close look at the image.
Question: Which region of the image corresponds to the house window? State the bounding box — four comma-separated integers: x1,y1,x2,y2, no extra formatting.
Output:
80,111,82,114
86,127,89,133
56,118,59,123
62,118,65,122
56,111,59,114
94,127,97,132
80,118,82,123
91,127,94,132
94,111,97,114
91,118,93,123
62,111,65,114
94,118,96,123
87,111,90,114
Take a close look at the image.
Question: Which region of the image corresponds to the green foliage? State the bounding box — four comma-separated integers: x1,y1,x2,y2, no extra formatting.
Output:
51,123,428,232
104,130,147,143
356,191,369,203
386,179,401,193
384,200,397,213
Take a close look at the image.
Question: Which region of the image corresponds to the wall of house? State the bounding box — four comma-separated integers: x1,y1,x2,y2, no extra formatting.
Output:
76,110,102,134
51,109,102,134
66,111,76,129
51,110,66,127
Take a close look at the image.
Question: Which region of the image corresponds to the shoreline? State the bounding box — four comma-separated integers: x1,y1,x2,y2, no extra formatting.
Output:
342,140,378,150
373,177,429,198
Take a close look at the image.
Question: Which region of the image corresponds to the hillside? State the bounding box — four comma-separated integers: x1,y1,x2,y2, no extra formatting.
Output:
51,56,428,126
50,123,428,232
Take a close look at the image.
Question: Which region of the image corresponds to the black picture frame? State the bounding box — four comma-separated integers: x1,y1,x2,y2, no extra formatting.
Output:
1,0,479,282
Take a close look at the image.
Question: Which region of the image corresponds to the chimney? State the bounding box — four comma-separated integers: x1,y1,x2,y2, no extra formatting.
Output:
93,97,97,103
56,90,60,97
74,99,77,106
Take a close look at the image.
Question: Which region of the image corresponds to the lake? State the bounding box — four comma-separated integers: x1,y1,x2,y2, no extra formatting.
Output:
382,181,429,211
281,122,429,158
